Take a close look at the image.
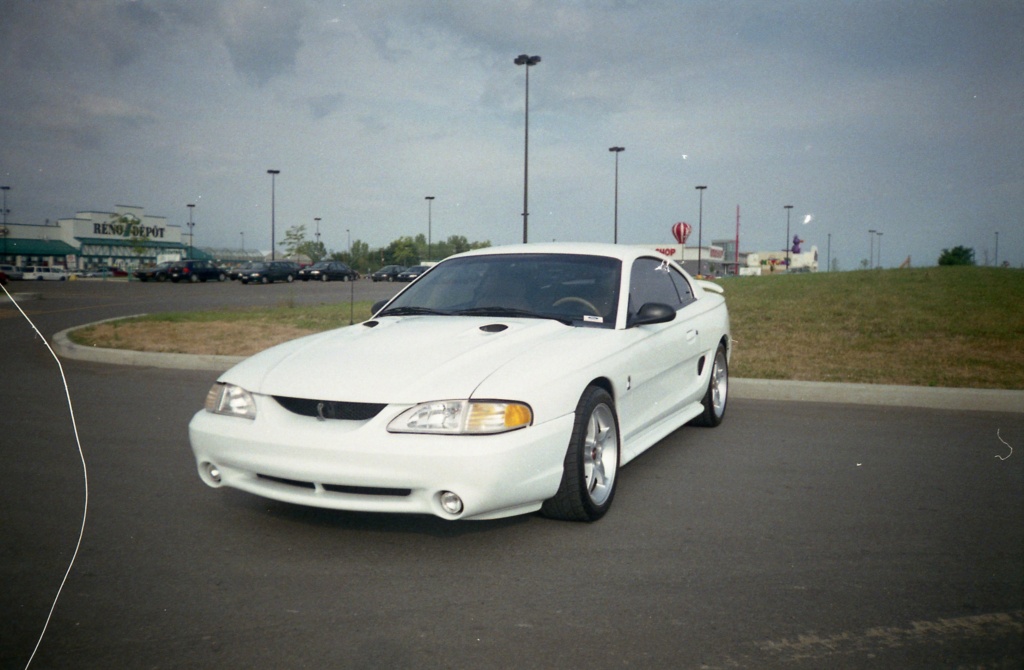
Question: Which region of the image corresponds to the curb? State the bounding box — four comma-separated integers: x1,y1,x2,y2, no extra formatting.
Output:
52,323,1024,414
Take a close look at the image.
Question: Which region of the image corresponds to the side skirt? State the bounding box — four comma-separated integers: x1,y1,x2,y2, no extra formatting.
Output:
620,400,705,465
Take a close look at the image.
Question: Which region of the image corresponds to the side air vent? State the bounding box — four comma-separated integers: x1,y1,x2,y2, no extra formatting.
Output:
273,396,386,421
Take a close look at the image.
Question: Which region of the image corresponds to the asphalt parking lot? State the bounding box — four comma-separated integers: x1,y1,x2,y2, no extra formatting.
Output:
2,279,1022,669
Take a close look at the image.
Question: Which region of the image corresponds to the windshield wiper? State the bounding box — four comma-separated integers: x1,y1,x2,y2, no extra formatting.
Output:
377,306,448,317
453,307,572,326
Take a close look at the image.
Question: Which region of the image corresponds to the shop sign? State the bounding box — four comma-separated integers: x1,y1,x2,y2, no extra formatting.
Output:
92,222,166,238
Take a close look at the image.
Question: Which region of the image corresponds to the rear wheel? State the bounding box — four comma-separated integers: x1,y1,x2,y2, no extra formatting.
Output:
542,386,619,522
690,342,728,427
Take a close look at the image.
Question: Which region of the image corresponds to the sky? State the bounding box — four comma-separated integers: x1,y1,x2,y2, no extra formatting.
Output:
1,0,1021,269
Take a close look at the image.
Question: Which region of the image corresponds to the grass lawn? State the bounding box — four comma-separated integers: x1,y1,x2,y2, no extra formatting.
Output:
68,266,1024,389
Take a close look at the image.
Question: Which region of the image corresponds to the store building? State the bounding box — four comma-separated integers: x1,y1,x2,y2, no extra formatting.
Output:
0,205,188,271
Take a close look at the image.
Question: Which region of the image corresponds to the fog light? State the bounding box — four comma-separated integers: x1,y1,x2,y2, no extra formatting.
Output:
439,491,463,515
202,462,222,485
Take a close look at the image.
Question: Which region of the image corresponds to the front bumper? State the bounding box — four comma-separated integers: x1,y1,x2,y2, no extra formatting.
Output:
188,396,574,520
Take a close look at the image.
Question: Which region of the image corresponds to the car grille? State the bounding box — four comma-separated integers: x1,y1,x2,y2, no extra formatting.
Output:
257,474,411,497
273,396,387,421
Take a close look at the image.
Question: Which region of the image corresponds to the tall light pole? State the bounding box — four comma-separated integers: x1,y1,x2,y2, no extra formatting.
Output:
876,231,883,269
514,54,541,243
240,231,245,251
827,233,832,272
187,203,195,259
609,147,624,243
1,186,9,224
695,186,707,276
267,169,280,260
784,205,794,270
314,217,321,248
425,196,435,260
995,231,999,266
868,229,876,269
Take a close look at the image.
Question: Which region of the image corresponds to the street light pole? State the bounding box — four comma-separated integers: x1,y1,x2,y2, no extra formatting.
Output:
314,217,321,248
514,54,541,244
267,169,280,260
187,203,195,259
609,147,624,243
876,231,883,269
784,205,794,270
1,186,9,224
696,186,707,276
868,229,876,269
425,196,435,260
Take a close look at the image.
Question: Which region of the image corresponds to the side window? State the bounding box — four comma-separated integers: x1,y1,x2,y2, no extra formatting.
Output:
630,258,682,312
669,269,695,305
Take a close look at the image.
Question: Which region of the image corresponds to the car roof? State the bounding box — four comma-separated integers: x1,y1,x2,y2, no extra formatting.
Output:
448,242,673,265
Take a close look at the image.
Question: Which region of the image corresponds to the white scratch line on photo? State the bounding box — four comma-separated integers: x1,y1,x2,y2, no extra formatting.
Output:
2,283,90,670
995,429,1013,461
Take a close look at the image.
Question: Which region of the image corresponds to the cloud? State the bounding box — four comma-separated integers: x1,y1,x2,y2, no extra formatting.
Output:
217,0,307,86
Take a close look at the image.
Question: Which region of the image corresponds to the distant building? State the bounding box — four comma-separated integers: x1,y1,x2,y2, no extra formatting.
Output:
0,205,189,270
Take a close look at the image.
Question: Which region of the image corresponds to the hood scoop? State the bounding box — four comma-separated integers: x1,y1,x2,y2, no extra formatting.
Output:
479,323,508,333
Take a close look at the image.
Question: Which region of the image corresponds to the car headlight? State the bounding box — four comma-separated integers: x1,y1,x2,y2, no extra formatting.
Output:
388,400,532,435
204,383,257,420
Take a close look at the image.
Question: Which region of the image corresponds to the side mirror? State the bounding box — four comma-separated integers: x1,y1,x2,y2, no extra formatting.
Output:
630,302,676,327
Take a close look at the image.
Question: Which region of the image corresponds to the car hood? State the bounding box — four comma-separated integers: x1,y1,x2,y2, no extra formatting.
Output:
220,316,579,404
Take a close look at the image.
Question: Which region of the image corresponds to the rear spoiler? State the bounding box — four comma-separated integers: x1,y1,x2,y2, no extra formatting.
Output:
697,280,724,295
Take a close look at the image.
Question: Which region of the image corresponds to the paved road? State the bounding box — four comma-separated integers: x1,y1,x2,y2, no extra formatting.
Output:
2,280,1022,669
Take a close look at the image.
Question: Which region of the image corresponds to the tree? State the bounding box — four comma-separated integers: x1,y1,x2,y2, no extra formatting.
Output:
938,246,975,266
279,225,308,259
296,240,327,263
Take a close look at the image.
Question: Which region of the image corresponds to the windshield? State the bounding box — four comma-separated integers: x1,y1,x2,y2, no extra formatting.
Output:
380,253,621,328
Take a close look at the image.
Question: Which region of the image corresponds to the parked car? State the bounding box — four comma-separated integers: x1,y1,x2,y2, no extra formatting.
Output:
189,243,731,522
228,262,255,281
297,261,359,282
77,266,128,278
0,264,23,280
134,261,174,282
370,265,406,282
23,266,69,281
238,261,300,284
169,260,227,283
0,269,7,285
396,265,429,282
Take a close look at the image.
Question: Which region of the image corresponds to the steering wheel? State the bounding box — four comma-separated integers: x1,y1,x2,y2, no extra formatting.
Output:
553,296,601,315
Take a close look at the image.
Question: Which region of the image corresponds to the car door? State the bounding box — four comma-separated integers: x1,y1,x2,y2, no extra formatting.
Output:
616,257,704,442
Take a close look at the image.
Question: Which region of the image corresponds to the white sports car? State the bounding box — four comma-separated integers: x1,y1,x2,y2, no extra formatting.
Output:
189,243,730,522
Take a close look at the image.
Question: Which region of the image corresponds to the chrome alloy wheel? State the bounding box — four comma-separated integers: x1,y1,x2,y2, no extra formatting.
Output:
584,403,618,506
709,347,728,419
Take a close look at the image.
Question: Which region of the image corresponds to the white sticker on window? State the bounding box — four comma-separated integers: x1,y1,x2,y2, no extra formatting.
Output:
583,315,604,323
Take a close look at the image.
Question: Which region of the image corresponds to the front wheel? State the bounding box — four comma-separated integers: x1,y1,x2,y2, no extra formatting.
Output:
542,386,619,522
690,342,728,427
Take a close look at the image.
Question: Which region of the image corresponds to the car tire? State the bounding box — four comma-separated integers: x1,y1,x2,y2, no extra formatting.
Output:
321,274,329,282
261,276,270,284
541,385,619,522
286,275,294,283
689,342,728,427
189,274,199,283
218,274,226,282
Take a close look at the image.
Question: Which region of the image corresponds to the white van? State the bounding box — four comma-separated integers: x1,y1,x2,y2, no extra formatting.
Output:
22,266,69,281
